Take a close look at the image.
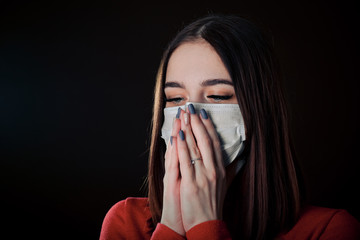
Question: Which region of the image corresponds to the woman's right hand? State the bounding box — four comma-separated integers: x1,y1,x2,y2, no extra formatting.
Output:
160,113,185,236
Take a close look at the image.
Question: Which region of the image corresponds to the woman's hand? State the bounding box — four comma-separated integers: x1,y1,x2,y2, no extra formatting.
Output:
160,115,185,236
177,104,227,232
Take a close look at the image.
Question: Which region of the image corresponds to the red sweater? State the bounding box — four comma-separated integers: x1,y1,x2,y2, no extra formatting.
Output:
100,197,360,240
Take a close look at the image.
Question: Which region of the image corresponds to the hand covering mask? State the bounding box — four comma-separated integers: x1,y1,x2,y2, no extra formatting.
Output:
161,102,246,171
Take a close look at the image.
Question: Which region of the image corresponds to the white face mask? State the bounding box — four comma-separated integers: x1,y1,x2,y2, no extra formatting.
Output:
161,102,246,170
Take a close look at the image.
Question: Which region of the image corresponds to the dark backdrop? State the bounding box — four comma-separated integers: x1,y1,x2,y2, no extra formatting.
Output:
1,1,359,239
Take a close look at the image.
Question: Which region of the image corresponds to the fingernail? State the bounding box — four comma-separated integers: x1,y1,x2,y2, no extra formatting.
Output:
188,103,196,114
176,107,181,119
179,130,185,141
200,109,208,119
170,136,173,145
184,112,189,125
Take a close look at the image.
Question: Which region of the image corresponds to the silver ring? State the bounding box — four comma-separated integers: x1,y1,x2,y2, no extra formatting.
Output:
191,158,202,165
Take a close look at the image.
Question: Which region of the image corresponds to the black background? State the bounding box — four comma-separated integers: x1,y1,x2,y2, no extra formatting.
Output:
1,1,359,239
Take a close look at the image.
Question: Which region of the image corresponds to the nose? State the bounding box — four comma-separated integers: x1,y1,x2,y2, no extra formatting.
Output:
187,91,205,103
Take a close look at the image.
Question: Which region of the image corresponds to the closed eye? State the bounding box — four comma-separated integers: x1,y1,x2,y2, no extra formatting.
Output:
207,95,233,101
165,97,184,103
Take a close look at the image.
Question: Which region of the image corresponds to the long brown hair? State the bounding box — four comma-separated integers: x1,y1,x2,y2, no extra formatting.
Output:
147,14,304,239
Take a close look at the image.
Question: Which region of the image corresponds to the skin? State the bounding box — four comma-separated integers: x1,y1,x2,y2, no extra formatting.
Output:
160,39,241,236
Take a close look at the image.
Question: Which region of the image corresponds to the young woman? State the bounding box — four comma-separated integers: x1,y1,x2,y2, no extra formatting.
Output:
100,14,360,239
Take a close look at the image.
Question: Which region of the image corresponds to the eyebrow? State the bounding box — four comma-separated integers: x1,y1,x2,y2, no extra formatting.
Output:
201,79,233,87
164,79,233,88
164,82,185,88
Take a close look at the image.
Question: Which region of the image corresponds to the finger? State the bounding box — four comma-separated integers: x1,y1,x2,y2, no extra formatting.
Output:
177,129,195,181
198,108,227,214
165,113,181,169
168,136,180,178
179,111,202,166
187,104,216,170
164,136,171,170
199,108,224,170
172,108,181,136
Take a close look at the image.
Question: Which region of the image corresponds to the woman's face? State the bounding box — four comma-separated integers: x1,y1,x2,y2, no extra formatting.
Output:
164,40,238,107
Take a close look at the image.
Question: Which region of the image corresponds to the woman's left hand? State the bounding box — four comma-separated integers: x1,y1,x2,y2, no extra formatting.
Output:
176,104,227,232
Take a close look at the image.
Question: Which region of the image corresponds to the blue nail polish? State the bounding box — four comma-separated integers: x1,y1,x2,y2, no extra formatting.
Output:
200,109,208,119
170,136,173,145
188,104,196,114
179,130,185,141
176,107,181,119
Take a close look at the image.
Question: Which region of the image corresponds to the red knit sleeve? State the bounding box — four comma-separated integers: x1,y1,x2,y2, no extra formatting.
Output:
320,210,360,240
150,223,186,240
186,220,232,240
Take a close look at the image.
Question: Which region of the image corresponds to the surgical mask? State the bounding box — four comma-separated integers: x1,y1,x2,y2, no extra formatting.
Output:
161,102,246,172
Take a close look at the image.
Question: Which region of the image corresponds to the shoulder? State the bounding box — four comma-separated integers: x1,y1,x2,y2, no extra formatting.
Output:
103,197,151,224
106,197,150,218
100,197,153,240
279,205,360,239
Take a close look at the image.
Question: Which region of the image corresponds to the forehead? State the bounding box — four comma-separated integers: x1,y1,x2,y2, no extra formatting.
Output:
165,40,231,83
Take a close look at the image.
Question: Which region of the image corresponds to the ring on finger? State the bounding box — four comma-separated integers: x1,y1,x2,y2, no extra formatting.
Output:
191,157,202,165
